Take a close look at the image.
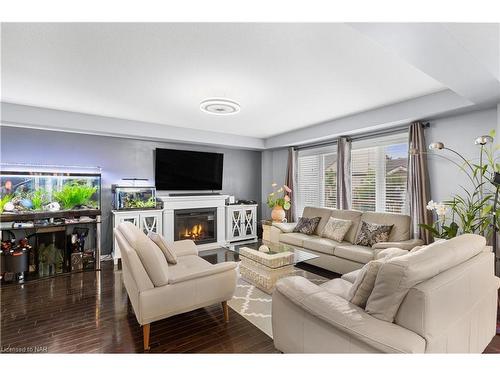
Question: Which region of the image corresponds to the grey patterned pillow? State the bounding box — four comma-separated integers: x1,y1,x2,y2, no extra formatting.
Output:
293,216,321,235
321,217,352,242
355,221,393,247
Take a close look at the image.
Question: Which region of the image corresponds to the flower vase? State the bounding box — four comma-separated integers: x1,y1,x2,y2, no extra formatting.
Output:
271,205,286,222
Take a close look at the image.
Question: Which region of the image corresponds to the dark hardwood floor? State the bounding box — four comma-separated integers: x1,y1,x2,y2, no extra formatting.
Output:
0,259,277,353
1,250,499,354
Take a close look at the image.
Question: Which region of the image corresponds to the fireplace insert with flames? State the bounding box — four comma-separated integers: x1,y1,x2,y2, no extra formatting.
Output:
174,208,217,245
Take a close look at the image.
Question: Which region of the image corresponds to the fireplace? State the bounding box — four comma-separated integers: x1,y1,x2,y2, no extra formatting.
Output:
174,208,217,245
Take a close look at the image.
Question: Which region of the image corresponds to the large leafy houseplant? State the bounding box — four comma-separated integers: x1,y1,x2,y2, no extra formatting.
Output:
420,130,500,240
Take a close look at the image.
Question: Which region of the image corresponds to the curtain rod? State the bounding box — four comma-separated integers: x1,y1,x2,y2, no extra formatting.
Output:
294,122,429,151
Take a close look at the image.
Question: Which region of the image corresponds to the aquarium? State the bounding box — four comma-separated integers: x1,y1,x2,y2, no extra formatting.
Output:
0,166,101,217
112,185,156,210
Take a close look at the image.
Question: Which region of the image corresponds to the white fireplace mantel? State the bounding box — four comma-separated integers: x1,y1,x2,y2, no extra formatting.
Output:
158,194,229,250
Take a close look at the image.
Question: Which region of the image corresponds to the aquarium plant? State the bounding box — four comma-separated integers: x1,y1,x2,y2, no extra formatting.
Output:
0,194,12,213
53,183,98,210
125,196,156,209
30,189,49,210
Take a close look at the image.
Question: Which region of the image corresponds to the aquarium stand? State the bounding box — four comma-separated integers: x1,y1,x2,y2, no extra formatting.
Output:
0,211,102,284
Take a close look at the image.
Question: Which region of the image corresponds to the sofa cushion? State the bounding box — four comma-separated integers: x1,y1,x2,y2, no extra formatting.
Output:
320,278,352,299
358,212,411,242
365,234,487,322
279,232,313,247
334,244,374,264
119,222,169,287
302,237,342,255
168,255,212,282
321,217,352,242
330,209,363,243
148,232,178,264
302,206,333,235
293,216,321,235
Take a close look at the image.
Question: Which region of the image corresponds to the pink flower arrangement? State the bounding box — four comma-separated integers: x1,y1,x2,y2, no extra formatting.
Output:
267,183,292,210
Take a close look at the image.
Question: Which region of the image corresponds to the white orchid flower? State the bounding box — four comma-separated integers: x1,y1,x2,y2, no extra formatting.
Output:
435,203,448,217
426,200,437,211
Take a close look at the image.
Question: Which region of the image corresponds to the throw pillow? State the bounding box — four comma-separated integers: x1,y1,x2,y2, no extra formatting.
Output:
346,262,370,301
350,260,384,308
293,216,321,235
355,221,394,247
148,232,178,264
321,217,352,242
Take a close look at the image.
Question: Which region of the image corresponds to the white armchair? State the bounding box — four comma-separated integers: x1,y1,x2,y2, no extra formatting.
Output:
114,222,237,350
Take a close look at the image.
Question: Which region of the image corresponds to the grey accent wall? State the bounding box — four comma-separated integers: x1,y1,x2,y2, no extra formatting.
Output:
261,148,289,218
427,108,497,202
0,126,262,254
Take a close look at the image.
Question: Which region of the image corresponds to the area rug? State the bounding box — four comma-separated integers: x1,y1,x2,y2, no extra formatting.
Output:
227,268,329,338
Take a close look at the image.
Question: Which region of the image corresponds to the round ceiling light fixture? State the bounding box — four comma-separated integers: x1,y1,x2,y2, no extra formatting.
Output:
200,98,240,115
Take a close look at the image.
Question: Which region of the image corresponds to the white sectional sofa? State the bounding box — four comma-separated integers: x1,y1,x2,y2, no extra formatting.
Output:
272,234,500,353
269,206,424,274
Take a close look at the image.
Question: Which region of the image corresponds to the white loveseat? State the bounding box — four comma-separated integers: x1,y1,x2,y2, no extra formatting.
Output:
269,206,424,274
114,222,237,350
272,234,500,353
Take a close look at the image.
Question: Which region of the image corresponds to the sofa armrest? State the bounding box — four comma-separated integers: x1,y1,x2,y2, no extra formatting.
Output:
168,262,237,284
371,238,424,251
272,222,296,233
172,240,199,257
274,276,426,353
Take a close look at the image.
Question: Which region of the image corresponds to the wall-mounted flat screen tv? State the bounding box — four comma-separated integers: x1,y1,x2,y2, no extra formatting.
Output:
155,148,224,190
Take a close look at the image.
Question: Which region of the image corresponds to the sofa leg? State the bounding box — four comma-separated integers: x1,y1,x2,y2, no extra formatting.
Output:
143,323,151,351
222,301,229,322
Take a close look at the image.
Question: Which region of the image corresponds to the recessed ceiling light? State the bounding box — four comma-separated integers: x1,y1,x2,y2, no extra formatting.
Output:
200,98,240,115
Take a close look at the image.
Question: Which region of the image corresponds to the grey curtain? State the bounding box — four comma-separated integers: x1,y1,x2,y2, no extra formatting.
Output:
285,147,296,222
407,122,433,244
336,136,352,210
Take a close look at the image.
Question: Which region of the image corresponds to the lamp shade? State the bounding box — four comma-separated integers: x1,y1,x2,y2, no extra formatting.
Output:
428,142,445,150
474,135,494,146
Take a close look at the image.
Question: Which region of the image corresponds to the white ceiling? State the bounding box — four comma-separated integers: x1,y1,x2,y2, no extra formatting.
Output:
1,23,446,138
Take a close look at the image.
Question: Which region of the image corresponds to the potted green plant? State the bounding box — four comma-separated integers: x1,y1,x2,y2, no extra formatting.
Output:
266,183,292,222
420,130,500,240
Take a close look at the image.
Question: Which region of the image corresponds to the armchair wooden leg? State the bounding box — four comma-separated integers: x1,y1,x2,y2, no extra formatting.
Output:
222,301,229,322
143,323,151,351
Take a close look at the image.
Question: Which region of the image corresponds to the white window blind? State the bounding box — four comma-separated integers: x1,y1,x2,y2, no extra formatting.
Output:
323,153,337,209
351,135,408,213
296,147,337,216
351,147,377,212
297,155,321,216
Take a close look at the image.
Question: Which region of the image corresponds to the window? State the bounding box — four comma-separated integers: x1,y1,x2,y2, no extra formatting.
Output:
351,147,377,212
323,154,337,209
296,148,337,216
351,136,408,213
297,154,321,215
296,133,408,216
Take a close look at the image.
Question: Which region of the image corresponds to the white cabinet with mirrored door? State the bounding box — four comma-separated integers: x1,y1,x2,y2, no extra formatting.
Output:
112,209,163,264
225,204,258,243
